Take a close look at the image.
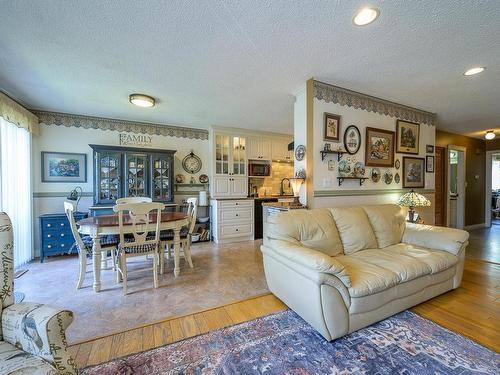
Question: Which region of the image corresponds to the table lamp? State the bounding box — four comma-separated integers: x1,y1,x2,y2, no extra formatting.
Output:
397,189,431,222
67,186,83,212
289,177,304,206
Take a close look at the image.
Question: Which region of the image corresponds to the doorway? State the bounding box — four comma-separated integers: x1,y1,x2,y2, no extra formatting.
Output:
485,150,500,227
447,146,466,229
434,146,446,226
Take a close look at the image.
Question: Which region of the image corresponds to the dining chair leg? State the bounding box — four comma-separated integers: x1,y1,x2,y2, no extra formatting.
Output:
116,253,122,283
159,242,165,274
183,242,194,268
122,256,128,295
111,248,117,271
76,253,87,289
153,252,159,288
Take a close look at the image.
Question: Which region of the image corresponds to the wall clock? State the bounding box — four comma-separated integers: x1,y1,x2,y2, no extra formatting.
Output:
295,145,306,161
182,151,202,174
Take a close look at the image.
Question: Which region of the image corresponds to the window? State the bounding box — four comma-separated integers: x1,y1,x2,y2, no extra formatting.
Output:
0,117,33,268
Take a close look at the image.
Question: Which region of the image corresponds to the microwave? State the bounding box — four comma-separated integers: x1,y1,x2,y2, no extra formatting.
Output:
249,161,271,176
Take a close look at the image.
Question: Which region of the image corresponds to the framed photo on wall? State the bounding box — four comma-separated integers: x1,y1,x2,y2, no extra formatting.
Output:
396,120,420,154
324,113,341,141
365,127,395,167
41,151,87,182
402,156,425,188
426,155,435,173
426,144,434,153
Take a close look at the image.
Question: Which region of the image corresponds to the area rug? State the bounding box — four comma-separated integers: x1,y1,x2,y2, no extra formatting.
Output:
82,310,499,374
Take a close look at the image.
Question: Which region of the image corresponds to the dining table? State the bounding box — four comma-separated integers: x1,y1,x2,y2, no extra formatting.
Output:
77,212,189,292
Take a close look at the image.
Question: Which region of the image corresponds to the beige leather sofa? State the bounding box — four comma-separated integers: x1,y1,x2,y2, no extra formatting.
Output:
261,204,469,341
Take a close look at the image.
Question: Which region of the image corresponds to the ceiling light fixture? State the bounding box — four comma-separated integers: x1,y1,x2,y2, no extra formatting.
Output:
485,130,495,140
353,7,379,26
464,67,485,76
129,93,155,108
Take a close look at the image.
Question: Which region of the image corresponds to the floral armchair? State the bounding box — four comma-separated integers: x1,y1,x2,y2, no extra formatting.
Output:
0,212,77,374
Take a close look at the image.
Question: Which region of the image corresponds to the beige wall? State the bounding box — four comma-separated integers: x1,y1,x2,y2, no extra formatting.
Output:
435,130,486,226
249,161,294,196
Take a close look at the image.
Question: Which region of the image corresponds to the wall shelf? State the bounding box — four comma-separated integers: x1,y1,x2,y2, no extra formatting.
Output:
174,183,209,191
337,176,369,186
320,150,347,162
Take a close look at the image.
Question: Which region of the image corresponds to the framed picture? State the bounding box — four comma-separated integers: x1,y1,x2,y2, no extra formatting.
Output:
343,125,361,155
365,127,395,167
426,155,435,173
41,151,87,183
396,120,420,154
324,113,341,141
402,157,425,188
426,144,434,153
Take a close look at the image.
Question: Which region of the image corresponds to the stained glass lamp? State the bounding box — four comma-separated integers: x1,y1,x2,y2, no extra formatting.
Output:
397,189,430,222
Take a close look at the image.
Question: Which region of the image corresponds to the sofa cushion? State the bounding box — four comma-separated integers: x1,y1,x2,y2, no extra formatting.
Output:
0,341,58,374
266,209,343,256
362,204,408,248
329,207,377,254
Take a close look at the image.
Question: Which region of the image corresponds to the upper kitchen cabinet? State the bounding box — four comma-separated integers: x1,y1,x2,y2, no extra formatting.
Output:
271,137,293,161
247,136,271,160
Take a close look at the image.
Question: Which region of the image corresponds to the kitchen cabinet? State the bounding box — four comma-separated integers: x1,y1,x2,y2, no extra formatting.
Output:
211,199,254,243
247,136,271,160
271,138,293,161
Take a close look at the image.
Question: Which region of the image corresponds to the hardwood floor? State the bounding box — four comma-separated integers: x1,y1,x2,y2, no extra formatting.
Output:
70,241,500,369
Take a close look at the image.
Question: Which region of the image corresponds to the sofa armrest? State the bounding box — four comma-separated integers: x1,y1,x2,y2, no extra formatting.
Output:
1,302,77,374
264,239,350,286
403,222,469,255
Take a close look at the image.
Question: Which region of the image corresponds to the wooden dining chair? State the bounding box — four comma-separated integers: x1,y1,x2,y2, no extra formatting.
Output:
64,201,119,289
160,198,197,274
115,197,153,204
113,202,165,294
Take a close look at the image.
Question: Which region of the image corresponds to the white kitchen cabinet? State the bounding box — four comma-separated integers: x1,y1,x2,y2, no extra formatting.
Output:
211,198,254,243
271,138,293,161
213,176,247,197
247,136,272,160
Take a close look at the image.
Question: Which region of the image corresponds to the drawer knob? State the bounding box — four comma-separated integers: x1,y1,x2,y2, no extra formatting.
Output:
47,234,51,238
236,228,239,231
47,224,52,228
60,223,65,226
47,245,52,249
61,244,65,247
236,214,239,217
235,203,238,205
60,233,65,237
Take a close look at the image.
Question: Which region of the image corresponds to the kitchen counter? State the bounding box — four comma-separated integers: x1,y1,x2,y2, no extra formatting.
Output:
262,201,307,209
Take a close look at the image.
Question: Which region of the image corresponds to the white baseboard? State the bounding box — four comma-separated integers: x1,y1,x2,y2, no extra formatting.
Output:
464,223,486,230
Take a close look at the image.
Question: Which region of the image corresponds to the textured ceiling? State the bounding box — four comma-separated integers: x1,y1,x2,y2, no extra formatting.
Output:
0,0,499,135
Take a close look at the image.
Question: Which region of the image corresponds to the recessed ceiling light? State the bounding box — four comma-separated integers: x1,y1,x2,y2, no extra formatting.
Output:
464,67,485,76
129,93,155,108
353,7,379,26
485,130,495,140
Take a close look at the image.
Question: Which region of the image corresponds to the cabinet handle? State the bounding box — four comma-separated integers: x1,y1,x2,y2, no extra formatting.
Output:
235,203,239,205
47,224,52,228
236,228,239,232
236,214,239,217
47,245,52,249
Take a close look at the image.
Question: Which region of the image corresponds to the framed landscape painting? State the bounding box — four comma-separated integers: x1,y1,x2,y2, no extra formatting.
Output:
402,156,425,188
396,120,420,154
365,127,395,167
42,151,87,182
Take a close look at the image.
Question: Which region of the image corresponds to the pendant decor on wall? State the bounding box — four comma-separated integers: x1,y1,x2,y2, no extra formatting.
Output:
182,151,202,174
394,173,400,184
295,145,306,161
395,159,400,170
371,168,381,183
343,125,361,155
199,174,209,183
353,162,365,177
384,170,394,184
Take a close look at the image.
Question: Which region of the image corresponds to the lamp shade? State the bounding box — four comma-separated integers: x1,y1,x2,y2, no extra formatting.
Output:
289,178,304,197
397,189,431,208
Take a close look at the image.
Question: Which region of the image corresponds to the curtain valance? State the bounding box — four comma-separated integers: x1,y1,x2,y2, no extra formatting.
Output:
0,92,39,135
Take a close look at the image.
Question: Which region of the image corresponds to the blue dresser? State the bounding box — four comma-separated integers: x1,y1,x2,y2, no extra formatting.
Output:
39,212,87,262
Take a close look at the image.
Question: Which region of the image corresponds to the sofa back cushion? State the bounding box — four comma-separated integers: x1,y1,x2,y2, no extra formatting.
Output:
266,208,343,256
362,204,408,248
329,207,377,254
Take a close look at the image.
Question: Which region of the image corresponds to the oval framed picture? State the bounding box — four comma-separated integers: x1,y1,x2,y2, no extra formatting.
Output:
343,125,361,155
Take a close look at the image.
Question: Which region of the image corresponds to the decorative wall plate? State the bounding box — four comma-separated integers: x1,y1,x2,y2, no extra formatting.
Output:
395,159,400,170
394,173,400,184
175,174,185,183
343,125,361,155
338,160,352,177
199,174,209,183
384,170,394,184
182,151,202,174
371,168,381,183
353,162,365,177
295,145,306,161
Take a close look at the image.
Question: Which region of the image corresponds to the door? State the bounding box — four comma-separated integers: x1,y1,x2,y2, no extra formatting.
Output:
447,147,466,229
232,136,246,176
151,153,172,202
124,153,148,197
434,146,446,226
213,176,231,197
214,134,230,176
231,177,248,197
96,152,121,204
261,138,272,160
247,137,260,159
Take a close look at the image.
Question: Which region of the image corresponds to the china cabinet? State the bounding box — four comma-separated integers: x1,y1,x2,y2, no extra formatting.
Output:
90,144,175,205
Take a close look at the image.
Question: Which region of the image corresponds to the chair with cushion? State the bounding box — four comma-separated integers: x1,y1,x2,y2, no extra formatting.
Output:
115,196,153,204
113,202,165,294
64,201,119,289
160,198,197,274
0,212,77,374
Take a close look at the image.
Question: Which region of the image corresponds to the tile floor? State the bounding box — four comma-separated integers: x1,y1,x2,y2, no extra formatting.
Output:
15,240,268,343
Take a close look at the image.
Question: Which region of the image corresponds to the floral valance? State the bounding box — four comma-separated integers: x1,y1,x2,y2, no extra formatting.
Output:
0,92,39,135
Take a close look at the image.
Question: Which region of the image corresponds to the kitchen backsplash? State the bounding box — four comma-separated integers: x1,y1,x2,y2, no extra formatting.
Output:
249,161,294,196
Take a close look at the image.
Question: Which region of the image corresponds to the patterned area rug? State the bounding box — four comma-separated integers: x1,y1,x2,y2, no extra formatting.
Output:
82,310,499,374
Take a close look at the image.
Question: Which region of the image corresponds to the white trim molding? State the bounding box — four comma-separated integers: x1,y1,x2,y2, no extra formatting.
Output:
314,188,435,197
464,223,486,231
313,80,437,126
33,110,209,140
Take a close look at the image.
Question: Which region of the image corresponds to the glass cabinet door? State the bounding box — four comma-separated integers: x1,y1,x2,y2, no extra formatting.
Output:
125,153,148,197
215,134,230,175
151,154,172,201
232,136,246,176
98,153,121,203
